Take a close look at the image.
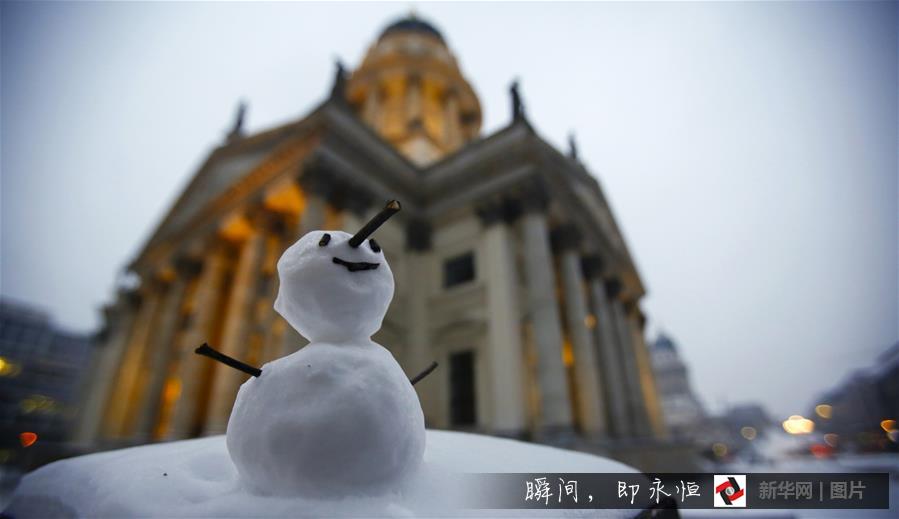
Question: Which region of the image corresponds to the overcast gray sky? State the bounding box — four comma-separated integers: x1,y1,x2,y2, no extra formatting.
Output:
2,1,896,419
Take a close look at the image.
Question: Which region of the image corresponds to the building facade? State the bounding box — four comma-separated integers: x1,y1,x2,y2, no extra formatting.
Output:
76,16,666,450
0,300,94,468
811,342,898,452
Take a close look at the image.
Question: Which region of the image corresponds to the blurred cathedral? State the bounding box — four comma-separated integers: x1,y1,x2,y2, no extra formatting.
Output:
75,15,667,456
648,333,706,441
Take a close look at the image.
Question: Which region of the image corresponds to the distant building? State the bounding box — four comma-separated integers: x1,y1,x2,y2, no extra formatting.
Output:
0,300,94,467
694,403,772,463
812,342,899,452
649,333,706,439
76,15,667,453
722,403,771,431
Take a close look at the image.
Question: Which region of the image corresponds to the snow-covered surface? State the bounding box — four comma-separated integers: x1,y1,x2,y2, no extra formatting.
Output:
6,430,639,518
227,341,425,496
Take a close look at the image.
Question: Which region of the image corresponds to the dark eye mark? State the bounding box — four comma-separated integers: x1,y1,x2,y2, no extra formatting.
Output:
319,233,331,247
369,239,381,253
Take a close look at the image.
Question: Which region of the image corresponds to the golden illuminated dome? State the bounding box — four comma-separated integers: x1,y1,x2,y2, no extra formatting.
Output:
347,15,482,166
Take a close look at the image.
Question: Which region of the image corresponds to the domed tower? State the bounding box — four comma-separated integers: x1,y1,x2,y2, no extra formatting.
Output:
346,15,482,166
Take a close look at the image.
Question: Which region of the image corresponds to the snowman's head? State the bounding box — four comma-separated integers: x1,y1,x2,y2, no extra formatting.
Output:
274,202,399,343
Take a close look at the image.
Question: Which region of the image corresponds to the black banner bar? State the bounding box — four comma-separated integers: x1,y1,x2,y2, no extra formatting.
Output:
458,473,890,510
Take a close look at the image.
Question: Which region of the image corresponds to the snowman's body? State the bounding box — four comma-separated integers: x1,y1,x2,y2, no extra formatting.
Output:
225,228,425,496
227,341,424,496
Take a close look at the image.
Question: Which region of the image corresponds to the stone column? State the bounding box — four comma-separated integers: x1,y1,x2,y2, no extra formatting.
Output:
73,289,141,444
405,219,438,423
626,304,668,439
250,214,289,365
607,279,651,437
553,226,606,438
477,201,527,436
103,279,165,438
167,241,230,439
583,256,631,438
518,191,573,435
258,231,286,365
133,258,198,439
204,211,268,434
405,219,432,374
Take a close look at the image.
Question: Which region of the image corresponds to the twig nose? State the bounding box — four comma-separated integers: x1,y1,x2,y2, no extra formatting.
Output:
348,200,401,247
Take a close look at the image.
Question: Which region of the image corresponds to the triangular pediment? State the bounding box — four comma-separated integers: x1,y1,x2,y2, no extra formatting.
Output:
130,100,641,298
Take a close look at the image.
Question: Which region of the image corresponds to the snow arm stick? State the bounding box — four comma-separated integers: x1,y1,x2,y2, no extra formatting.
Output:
195,343,262,377
409,361,438,386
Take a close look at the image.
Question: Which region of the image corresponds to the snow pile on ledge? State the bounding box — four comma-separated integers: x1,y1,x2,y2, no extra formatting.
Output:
7,430,639,518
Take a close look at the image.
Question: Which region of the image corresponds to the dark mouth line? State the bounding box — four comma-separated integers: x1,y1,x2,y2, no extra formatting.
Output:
332,257,380,272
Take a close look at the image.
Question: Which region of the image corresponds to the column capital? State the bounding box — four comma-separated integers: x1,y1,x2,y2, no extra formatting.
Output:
604,277,623,300
143,272,171,292
336,185,375,218
550,224,581,252
298,158,339,199
240,206,286,238
173,256,204,279
623,299,642,319
517,180,550,214
99,302,119,331
193,232,231,258
475,198,506,227
406,219,432,251
245,203,272,224
116,287,143,309
580,255,606,280
623,299,636,315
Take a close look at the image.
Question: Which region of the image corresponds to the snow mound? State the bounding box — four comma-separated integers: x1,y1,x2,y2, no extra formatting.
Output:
7,430,638,518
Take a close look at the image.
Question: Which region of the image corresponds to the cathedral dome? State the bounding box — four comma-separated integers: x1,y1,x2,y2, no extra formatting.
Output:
346,15,482,166
653,334,677,352
379,16,445,44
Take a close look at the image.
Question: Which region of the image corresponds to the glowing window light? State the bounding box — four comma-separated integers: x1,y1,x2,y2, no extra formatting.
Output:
20,395,59,414
712,442,728,458
561,340,574,367
19,432,37,448
810,443,832,459
815,404,832,419
782,415,815,435
0,356,21,377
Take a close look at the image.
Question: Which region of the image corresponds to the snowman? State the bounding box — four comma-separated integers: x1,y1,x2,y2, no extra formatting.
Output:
195,200,435,497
